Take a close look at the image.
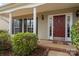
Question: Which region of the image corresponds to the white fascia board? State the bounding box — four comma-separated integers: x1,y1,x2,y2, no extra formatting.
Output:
0,3,9,8
0,3,45,14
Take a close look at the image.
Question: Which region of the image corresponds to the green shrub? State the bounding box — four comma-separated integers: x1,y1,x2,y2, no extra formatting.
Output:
12,32,38,56
0,30,7,33
0,30,11,50
71,21,79,50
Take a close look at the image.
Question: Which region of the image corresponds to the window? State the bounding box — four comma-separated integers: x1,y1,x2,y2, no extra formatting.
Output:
14,19,22,34
24,19,27,32
24,18,33,32
12,17,38,34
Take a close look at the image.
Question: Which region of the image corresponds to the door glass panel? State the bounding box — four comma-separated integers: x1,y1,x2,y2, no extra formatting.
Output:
67,16,70,37
49,21,52,36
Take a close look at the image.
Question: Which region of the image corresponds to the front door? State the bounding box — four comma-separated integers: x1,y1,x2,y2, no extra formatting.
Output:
53,15,65,41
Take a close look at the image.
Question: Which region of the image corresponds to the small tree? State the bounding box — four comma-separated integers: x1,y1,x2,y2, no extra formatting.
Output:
71,20,79,50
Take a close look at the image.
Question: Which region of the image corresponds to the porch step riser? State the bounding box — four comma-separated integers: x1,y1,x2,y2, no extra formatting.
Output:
38,40,77,56
49,47,69,53
52,40,72,45
38,45,77,56
38,45,69,53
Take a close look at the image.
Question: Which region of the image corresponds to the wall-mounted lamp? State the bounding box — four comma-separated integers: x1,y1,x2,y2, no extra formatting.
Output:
41,15,44,20
36,17,38,20
76,10,79,17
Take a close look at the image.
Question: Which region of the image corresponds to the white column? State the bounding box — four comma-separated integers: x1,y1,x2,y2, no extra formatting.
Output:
65,15,67,41
22,19,24,32
33,7,36,34
9,13,12,35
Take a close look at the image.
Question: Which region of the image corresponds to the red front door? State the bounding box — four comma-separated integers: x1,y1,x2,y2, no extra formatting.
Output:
53,15,65,37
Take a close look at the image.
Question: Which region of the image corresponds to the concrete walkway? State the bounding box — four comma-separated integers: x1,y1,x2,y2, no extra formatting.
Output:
48,50,70,56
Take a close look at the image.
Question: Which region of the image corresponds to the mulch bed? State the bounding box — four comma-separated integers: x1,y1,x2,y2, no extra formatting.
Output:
0,50,13,56
0,46,49,56
31,46,49,56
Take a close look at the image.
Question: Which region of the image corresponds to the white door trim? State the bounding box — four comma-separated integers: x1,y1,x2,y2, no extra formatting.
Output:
48,13,73,41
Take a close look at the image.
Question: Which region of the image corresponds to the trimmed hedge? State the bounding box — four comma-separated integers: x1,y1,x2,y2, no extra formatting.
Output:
71,21,79,50
12,32,38,56
0,30,11,50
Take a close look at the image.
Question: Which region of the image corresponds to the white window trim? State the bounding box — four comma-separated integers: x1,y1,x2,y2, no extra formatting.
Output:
48,13,73,41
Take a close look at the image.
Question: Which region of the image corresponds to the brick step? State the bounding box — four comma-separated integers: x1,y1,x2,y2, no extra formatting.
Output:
38,44,69,53
38,40,77,55
38,45,77,56
52,40,71,45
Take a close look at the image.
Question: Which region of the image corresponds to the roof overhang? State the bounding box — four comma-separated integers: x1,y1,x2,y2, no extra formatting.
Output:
37,3,79,13
0,3,45,14
13,3,79,17
0,3,79,17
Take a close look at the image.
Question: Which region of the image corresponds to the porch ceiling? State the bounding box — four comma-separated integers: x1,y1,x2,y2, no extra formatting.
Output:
12,3,79,17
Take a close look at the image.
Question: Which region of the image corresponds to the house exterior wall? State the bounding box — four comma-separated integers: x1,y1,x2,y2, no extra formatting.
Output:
38,14,48,39
0,6,79,40
0,15,9,31
13,7,79,40
37,7,79,40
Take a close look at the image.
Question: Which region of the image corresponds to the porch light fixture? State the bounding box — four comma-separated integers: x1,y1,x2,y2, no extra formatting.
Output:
36,17,38,20
41,15,44,20
76,10,79,17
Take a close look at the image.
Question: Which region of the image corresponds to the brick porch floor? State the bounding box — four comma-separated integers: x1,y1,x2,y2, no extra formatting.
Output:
37,40,77,56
